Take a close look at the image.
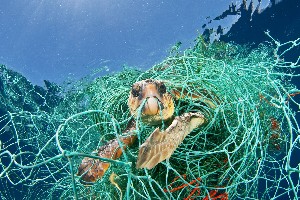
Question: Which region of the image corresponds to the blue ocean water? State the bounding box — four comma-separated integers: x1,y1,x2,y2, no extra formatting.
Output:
0,0,234,86
0,0,299,199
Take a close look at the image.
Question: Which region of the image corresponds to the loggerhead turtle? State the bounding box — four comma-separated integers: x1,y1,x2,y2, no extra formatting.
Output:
77,79,217,183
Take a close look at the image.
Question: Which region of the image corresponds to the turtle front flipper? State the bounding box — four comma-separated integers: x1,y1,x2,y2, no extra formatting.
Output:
136,112,206,169
77,122,136,183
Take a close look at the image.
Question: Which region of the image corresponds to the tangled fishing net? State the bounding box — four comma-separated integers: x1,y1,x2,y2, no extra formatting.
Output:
0,33,300,199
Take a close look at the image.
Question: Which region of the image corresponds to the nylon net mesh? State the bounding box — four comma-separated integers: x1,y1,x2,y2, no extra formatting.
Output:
0,34,300,199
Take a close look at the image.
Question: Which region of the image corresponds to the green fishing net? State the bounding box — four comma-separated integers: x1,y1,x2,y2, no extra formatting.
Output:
0,33,300,199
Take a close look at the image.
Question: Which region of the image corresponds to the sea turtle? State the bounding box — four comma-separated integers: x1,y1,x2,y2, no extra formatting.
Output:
77,79,217,183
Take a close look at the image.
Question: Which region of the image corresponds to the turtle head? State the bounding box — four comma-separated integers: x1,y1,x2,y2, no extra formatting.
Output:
128,79,174,125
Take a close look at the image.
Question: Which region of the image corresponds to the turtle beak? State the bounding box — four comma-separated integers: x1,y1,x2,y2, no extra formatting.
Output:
143,97,160,115
141,84,164,116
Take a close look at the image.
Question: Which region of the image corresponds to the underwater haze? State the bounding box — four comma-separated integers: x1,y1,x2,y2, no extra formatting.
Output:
0,0,300,199
0,0,236,86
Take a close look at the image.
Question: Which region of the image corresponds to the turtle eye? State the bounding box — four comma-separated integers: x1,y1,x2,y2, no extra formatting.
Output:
158,83,166,94
131,87,140,97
